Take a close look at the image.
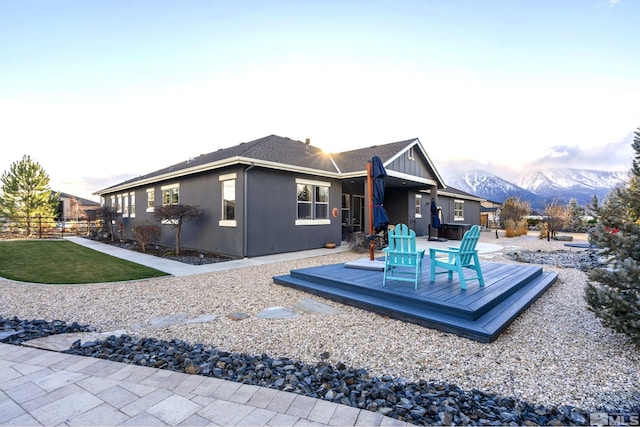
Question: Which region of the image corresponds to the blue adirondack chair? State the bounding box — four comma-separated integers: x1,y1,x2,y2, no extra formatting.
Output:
429,225,485,289
383,223,426,289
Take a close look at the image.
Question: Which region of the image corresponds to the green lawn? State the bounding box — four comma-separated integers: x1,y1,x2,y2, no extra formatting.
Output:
0,240,168,284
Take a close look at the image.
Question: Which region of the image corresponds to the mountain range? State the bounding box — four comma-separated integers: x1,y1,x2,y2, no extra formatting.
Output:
442,167,628,211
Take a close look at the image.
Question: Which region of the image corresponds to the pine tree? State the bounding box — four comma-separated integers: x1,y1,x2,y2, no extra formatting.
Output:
0,155,59,236
585,126,640,345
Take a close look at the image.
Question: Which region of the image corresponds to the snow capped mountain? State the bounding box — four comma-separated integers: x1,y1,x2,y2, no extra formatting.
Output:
446,169,537,203
516,169,628,193
443,167,627,210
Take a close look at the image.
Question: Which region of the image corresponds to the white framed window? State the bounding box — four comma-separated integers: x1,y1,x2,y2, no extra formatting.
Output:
415,194,422,218
116,194,122,213
110,195,115,210
407,146,415,161
454,200,465,221
146,188,155,212
161,183,180,206
122,194,129,217
130,192,136,218
219,173,237,227
295,178,331,225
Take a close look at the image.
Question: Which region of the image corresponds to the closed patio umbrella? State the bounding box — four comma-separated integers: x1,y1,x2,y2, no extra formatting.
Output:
372,155,390,233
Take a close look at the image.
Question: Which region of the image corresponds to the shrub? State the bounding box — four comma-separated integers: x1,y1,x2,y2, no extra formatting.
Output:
538,222,549,239
500,197,530,229
516,219,528,236
504,219,516,237
348,232,370,253
132,223,161,253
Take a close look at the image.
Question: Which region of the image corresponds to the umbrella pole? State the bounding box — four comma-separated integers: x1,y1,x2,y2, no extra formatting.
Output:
367,161,374,261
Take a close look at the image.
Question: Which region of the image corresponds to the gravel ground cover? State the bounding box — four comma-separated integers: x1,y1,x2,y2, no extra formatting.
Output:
0,231,638,420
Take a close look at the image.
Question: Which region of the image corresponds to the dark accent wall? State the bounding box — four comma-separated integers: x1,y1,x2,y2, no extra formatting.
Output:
245,169,342,257
438,196,481,226
387,150,432,180
106,166,246,259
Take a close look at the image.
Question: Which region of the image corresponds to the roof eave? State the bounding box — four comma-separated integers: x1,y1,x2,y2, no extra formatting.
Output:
95,156,342,195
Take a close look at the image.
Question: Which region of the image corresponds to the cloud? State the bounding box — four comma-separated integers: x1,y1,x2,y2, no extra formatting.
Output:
528,133,634,171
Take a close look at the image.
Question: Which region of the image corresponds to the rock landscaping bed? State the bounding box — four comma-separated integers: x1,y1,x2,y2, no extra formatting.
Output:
505,248,606,272
0,316,593,426
89,237,232,265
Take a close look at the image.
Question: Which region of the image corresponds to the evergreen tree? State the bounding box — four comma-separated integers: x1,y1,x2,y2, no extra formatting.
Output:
566,198,586,232
0,155,59,236
586,126,640,345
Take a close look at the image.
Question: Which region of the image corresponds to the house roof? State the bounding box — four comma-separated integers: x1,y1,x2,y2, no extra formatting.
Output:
437,186,485,202
331,139,415,173
96,134,447,195
55,191,101,207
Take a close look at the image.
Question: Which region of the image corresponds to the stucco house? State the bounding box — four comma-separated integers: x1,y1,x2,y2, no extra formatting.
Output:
96,135,483,258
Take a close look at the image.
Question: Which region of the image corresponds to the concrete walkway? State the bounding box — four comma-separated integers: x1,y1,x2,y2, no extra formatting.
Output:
66,236,503,277
66,236,355,277
0,236,503,426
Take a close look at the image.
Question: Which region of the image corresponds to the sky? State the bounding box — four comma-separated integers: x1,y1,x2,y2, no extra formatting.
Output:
1,0,639,201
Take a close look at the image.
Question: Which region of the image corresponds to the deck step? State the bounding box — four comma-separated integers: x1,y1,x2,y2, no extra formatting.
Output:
288,261,542,321
273,266,557,343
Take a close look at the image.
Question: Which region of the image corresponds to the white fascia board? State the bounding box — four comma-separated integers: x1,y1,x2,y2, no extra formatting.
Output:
384,139,418,165
95,157,341,195
386,169,438,186
437,190,485,202
385,139,446,189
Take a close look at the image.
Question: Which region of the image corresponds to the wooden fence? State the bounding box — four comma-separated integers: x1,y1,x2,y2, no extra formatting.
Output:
0,216,101,240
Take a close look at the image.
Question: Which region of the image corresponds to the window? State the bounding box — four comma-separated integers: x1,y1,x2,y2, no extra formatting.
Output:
130,192,136,218
295,178,331,225
122,194,129,217
116,194,122,213
220,173,237,227
161,184,179,206
146,188,155,212
407,146,415,161
341,194,350,224
454,200,465,221
415,194,422,218
110,195,115,210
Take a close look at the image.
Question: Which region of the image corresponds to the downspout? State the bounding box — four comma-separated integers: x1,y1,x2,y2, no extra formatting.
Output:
243,163,255,258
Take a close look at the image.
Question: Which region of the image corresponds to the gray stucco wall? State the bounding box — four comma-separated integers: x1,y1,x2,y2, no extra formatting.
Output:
245,168,343,257
438,196,481,226
108,166,246,258
105,166,343,258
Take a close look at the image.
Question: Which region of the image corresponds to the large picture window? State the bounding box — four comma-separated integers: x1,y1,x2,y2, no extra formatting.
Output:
220,173,237,227
296,178,331,225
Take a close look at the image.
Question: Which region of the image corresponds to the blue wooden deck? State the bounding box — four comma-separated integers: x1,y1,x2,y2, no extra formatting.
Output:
272,257,557,343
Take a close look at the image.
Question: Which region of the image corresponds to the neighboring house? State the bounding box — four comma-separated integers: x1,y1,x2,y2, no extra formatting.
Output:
56,192,101,221
480,199,502,228
436,186,485,227
95,135,483,258
431,186,485,240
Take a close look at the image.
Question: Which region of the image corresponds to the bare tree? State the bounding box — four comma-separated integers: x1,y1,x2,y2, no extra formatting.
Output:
155,204,203,255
